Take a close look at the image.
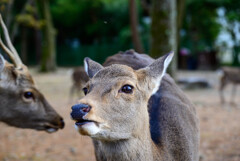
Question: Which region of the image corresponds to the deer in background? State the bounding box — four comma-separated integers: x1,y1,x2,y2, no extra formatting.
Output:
0,15,64,132
69,66,89,101
219,66,240,105
71,50,199,161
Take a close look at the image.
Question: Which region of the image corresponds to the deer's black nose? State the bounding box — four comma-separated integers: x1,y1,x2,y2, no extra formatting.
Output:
71,104,91,120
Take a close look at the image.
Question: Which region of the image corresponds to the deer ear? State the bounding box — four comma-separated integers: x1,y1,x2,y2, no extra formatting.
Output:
84,57,104,78
137,52,174,95
0,54,5,73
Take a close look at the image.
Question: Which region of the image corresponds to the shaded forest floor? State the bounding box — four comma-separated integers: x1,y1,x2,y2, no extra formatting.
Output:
0,69,240,161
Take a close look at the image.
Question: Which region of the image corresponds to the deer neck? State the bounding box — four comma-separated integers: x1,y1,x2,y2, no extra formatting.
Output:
0,87,6,109
97,132,161,161
97,106,162,161
0,88,11,121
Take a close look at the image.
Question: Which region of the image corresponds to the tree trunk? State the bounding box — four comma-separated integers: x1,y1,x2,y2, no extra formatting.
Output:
232,46,240,66
11,0,32,42
21,26,27,64
32,0,42,65
129,0,144,53
40,0,56,72
150,0,177,77
35,29,42,64
176,0,185,51
4,0,14,28
229,27,240,66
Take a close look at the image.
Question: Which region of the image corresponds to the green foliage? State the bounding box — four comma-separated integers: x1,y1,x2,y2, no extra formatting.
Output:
181,0,222,53
0,0,10,10
181,0,240,64
16,14,44,29
0,0,10,2
223,0,240,21
49,0,140,66
51,0,129,45
57,42,132,66
221,0,240,65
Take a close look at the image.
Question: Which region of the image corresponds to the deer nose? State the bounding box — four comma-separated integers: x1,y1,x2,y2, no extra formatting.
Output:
59,118,65,129
71,104,91,120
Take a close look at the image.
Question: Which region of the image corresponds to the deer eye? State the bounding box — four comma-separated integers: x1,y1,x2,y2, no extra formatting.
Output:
120,85,133,94
82,87,88,95
23,91,34,99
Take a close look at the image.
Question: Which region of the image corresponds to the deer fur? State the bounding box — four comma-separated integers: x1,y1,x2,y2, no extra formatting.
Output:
0,14,64,132
71,50,199,161
69,66,89,101
69,50,153,99
219,66,240,104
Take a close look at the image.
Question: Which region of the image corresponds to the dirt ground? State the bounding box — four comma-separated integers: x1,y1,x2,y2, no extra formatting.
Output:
0,69,240,161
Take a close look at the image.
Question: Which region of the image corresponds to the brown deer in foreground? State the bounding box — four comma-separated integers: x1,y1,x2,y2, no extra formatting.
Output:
0,15,64,132
69,50,154,100
71,50,199,161
219,66,240,104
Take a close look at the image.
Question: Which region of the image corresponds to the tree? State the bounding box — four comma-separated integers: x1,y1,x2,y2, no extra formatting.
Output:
1,0,14,28
16,0,41,63
176,0,186,52
129,0,144,53
51,0,130,45
1,0,43,64
38,0,56,71
181,0,221,53
150,0,177,76
222,0,240,66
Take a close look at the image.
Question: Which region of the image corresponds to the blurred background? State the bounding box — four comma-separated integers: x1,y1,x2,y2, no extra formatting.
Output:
0,0,239,71
0,0,240,161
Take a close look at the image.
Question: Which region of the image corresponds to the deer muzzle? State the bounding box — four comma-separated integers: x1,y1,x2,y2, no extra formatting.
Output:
71,103,93,126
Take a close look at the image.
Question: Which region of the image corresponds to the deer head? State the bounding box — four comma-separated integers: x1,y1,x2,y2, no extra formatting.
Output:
71,52,173,140
0,15,64,132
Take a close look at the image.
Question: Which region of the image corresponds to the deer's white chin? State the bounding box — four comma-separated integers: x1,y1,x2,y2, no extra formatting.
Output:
77,122,100,136
46,128,58,133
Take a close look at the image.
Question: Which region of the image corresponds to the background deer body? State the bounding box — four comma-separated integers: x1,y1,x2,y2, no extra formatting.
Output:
0,15,64,132
70,66,89,101
219,66,240,104
71,50,199,161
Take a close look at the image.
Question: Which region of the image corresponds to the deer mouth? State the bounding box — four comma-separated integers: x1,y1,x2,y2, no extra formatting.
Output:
38,121,64,133
34,118,64,133
33,124,59,133
75,118,97,127
44,125,59,133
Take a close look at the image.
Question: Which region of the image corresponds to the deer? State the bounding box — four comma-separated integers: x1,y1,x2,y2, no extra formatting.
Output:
69,66,89,101
71,49,199,161
219,66,240,105
0,14,64,132
69,50,154,101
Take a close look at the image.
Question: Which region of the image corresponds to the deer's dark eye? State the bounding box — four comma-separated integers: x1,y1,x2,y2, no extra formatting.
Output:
83,87,88,95
120,85,133,94
23,91,34,99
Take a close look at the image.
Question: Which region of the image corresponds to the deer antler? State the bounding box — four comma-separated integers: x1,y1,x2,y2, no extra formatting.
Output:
0,14,22,69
